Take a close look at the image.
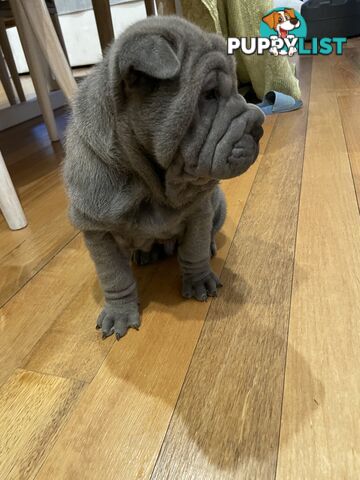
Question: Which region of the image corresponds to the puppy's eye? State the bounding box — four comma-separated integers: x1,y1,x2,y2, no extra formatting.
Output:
285,14,290,20
203,88,218,101
278,16,283,23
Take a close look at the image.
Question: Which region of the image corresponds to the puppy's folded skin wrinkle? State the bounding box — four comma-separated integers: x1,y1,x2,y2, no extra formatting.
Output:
63,16,264,340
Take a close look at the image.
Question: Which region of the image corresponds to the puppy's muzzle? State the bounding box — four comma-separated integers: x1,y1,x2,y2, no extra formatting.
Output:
198,96,265,180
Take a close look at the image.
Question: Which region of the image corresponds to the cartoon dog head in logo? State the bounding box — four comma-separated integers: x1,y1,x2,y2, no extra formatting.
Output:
262,8,300,39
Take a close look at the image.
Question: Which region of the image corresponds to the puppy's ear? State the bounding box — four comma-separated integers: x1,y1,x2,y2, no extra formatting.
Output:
262,12,277,30
285,8,296,18
119,34,181,81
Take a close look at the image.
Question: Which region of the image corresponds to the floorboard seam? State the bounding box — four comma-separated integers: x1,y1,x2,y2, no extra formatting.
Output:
0,367,90,389
273,57,313,480
16,366,91,385
336,93,360,215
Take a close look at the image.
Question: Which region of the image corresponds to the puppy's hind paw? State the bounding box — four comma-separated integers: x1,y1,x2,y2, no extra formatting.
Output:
96,302,140,340
132,243,165,266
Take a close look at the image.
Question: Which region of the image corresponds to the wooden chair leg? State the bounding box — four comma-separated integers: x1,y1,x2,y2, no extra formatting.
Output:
46,14,70,92
144,0,178,16
44,62,58,92
17,0,77,103
50,12,70,64
144,0,157,16
0,20,26,102
0,150,27,230
9,0,59,141
92,0,115,54
0,48,16,105
157,0,176,15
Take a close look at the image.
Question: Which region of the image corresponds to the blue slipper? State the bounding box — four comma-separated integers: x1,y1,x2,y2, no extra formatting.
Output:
257,91,303,115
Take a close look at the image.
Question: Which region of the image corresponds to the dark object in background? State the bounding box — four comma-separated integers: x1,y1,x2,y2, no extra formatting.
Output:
302,0,360,39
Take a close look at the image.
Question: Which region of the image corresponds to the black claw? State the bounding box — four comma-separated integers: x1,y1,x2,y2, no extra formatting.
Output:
102,332,107,340
96,325,101,330
116,333,121,341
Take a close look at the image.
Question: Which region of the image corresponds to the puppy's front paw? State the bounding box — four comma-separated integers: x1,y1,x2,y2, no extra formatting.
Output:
182,271,222,302
96,302,140,340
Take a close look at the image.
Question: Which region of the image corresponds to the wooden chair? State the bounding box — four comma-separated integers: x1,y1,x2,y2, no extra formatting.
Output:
0,0,70,104
92,0,178,53
4,0,77,141
92,0,115,54
0,2,25,103
0,45,17,104
0,0,77,230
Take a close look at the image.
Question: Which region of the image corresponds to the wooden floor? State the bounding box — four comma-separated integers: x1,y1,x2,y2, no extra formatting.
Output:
1,41,360,480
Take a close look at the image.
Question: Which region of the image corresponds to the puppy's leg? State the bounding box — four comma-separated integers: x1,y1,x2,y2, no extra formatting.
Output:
178,199,222,302
84,230,140,340
210,186,227,257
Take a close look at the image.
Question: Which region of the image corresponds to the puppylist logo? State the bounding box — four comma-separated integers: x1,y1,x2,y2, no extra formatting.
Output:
228,7,347,57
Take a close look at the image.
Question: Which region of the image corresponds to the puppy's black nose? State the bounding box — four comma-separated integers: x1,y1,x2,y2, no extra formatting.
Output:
290,18,299,25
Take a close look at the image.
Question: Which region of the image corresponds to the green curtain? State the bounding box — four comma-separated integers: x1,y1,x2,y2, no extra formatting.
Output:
182,0,301,100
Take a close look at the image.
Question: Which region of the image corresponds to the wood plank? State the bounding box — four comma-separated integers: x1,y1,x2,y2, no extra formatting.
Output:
0,108,67,167
151,58,312,480
0,185,77,306
24,244,160,383
331,47,360,93
33,116,276,480
276,56,360,479
0,235,94,387
0,154,78,306
337,93,360,208
0,168,64,261
0,369,83,480
0,112,77,306
4,142,65,202
313,49,360,95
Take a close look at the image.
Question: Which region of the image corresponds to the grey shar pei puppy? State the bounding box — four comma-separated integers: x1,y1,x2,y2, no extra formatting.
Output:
64,16,264,340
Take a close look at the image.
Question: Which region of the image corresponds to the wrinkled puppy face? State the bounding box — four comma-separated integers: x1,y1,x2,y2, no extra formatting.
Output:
113,17,265,181
181,44,265,180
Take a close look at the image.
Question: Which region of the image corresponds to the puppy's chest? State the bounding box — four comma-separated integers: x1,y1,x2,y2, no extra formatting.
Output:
122,200,187,248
